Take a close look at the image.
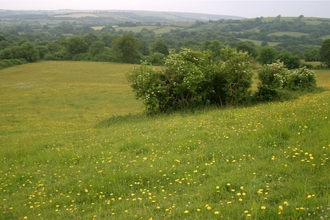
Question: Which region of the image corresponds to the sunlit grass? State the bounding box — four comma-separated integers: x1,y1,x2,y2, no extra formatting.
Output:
0,62,329,219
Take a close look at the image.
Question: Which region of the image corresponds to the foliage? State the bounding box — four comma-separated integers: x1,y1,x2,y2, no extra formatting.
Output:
304,49,319,61
113,34,141,63
0,40,12,50
235,41,258,58
126,62,165,113
0,41,38,62
217,46,254,105
257,46,277,64
47,42,65,53
66,36,89,55
145,52,165,65
255,61,289,101
285,67,317,91
44,50,72,61
201,40,223,60
319,38,330,67
36,45,49,60
0,58,27,70
276,51,301,69
127,47,254,113
90,41,105,56
20,42,39,62
150,38,169,56
83,33,99,46
255,61,317,101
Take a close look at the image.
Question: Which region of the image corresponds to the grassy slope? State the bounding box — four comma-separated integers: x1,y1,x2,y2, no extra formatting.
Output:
0,61,329,219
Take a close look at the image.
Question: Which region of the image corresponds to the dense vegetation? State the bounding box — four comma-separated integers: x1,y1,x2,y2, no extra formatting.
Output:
1,12,330,69
127,47,317,113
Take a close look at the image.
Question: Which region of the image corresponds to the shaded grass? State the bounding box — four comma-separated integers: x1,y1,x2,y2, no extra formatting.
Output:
0,62,330,219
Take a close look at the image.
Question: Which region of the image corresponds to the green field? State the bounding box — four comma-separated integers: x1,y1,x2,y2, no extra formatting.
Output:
1,62,330,219
238,38,279,47
270,32,309,37
114,26,158,33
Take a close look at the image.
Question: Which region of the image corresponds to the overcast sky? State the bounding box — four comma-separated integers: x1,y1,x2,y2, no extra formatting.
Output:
0,0,329,18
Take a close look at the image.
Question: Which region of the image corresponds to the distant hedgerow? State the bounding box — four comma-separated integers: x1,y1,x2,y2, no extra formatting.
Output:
0,58,27,70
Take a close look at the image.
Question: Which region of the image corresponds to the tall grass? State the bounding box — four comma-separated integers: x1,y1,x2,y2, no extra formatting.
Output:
0,62,329,219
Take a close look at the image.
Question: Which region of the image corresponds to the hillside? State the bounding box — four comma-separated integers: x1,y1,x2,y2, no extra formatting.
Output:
0,62,329,219
0,9,244,25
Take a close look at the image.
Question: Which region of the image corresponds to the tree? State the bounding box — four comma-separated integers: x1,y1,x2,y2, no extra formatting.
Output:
257,46,277,64
146,52,165,65
0,35,5,41
113,34,140,63
66,36,89,56
90,41,105,56
47,42,65,53
235,41,258,58
36,45,49,60
0,40,12,50
20,42,39,62
304,49,319,62
83,33,99,46
276,52,301,69
139,40,150,56
101,33,115,47
150,38,169,56
320,38,330,67
202,40,223,60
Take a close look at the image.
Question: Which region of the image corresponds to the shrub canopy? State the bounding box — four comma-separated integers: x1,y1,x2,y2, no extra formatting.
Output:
127,47,254,114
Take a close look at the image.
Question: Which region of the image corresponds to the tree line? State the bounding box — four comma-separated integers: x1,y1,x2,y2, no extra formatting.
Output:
1,30,330,70
1,16,330,70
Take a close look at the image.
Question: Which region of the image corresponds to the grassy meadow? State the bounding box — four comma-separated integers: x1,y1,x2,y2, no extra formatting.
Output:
0,61,330,219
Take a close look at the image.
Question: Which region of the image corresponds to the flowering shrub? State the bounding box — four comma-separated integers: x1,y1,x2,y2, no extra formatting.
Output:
285,67,317,91
216,47,253,105
255,61,289,101
127,47,254,113
126,61,166,113
255,62,317,101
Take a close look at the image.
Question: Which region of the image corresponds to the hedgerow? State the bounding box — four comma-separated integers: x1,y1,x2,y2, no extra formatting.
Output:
0,58,27,70
128,49,318,114
285,67,317,91
127,47,253,114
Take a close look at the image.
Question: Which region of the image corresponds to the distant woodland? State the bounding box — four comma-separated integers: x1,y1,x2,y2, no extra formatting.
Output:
1,10,330,69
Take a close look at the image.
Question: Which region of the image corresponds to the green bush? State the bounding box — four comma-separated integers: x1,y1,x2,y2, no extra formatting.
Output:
255,61,289,101
126,61,165,113
285,67,317,91
217,47,254,105
0,58,27,70
127,47,254,114
72,53,92,61
255,62,317,102
300,62,313,69
44,50,72,61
